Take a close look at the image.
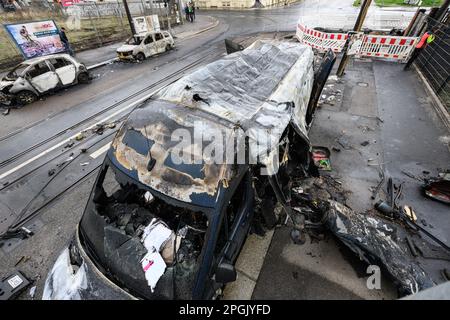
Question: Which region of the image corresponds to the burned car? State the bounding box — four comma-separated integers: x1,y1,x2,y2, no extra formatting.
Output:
0,54,89,105
116,31,175,61
43,40,333,300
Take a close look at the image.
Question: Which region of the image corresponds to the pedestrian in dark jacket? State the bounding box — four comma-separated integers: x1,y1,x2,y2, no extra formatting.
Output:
59,27,74,56
184,5,190,22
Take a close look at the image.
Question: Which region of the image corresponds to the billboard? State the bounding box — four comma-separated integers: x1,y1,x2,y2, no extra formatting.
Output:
4,20,66,60
132,15,161,35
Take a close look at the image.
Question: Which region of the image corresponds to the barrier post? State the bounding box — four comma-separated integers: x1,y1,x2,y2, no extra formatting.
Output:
337,0,372,77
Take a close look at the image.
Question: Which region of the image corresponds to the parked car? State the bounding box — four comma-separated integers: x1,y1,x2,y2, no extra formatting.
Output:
43,40,335,300
0,54,89,105
116,31,175,61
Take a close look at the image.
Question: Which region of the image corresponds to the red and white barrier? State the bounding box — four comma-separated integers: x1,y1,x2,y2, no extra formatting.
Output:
356,35,418,61
297,24,348,53
296,23,418,62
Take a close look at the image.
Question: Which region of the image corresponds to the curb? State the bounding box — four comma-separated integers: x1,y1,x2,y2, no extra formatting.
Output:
414,65,450,133
175,16,220,40
87,57,119,71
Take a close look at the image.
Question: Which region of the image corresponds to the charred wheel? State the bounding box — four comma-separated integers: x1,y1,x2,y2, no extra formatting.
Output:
135,52,145,61
16,90,37,105
77,72,90,84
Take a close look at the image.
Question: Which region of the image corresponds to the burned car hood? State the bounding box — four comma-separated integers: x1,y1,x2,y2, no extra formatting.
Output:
109,101,239,208
0,79,14,90
117,45,137,53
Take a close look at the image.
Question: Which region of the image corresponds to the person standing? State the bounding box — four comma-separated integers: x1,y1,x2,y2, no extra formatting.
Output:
184,4,190,22
188,2,194,23
59,27,74,56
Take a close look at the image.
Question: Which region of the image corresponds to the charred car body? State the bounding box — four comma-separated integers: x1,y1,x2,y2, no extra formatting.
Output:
116,31,175,61
0,54,89,105
43,40,334,300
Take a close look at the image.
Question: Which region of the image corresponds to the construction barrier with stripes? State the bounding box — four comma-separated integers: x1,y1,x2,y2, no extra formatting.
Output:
296,24,419,62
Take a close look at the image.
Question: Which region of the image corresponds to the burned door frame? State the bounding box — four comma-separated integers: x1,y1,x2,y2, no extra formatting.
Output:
25,60,60,94
154,32,166,53
191,168,253,299
47,57,77,86
142,33,157,58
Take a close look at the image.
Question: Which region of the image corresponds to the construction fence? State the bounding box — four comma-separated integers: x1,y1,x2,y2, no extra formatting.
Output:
296,23,418,62
0,1,182,70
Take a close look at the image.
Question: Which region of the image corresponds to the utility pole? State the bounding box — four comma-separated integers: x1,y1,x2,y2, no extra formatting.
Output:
336,0,372,77
122,0,136,36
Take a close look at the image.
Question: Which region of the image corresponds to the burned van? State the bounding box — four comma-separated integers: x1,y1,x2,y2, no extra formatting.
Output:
43,40,334,300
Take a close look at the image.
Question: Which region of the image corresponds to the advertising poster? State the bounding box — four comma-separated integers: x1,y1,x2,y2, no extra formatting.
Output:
133,16,149,34
146,15,161,32
4,20,66,59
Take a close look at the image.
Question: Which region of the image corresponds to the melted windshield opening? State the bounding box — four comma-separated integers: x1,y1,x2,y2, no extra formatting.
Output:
5,64,27,80
85,161,209,299
126,36,143,45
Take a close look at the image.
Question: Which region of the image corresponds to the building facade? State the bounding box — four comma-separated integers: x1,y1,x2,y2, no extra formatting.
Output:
196,0,297,9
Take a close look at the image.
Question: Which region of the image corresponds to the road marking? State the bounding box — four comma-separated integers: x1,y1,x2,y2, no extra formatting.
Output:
90,142,112,159
0,90,158,181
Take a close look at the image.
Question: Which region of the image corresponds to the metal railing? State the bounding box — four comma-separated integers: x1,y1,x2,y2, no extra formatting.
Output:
415,16,450,110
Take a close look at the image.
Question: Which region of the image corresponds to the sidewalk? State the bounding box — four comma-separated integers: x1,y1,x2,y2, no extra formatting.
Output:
250,57,450,299
0,15,218,75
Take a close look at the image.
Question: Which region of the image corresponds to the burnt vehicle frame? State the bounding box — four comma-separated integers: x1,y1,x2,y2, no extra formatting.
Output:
43,40,336,300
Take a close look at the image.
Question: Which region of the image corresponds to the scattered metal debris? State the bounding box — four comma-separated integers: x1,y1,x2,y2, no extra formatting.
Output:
360,141,370,146
326,200,433,295
423,173,450,205
312,146,331,171
0,271,31,300
29,285,36,299
14,255,31,267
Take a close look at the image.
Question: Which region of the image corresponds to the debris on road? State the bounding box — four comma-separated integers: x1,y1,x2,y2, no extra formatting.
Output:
401,170,423,182
312,147,332,171
423,173,450,205
14,255,31,267
325,200,433,295
64,141,75,149
29,285,36,299
0,271,30,300
289,173,439,296
80,162,89,167
2,108,10,116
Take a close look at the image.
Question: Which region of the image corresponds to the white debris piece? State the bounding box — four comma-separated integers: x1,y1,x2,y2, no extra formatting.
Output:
144,191,154,203
140,219,173,291
142,219,173,252
141,250,167,292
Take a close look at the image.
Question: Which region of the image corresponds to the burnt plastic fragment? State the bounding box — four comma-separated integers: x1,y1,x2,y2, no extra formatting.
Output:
324,200,434,296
